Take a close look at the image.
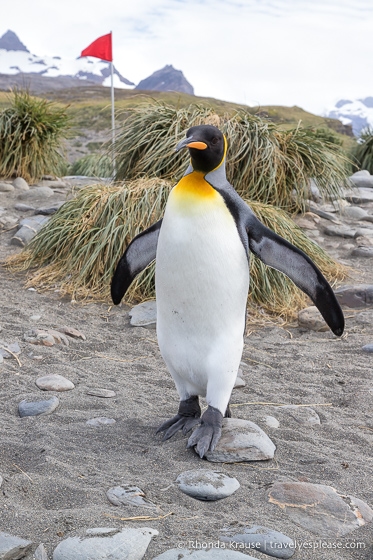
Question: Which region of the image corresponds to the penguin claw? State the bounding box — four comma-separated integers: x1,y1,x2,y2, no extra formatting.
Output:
156,396,202,440
187,405,223,458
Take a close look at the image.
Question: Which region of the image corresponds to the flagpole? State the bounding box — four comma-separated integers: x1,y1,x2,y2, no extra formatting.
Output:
110,32,116,178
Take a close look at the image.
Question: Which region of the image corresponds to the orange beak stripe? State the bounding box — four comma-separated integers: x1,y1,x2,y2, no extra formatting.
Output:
186,141,208,150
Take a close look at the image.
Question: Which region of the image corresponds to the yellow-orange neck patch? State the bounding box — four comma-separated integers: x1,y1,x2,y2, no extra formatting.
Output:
172,171,218,204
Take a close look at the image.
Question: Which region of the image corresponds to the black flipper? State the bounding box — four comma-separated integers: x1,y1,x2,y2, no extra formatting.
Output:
246,213,344,337
111,220,162,305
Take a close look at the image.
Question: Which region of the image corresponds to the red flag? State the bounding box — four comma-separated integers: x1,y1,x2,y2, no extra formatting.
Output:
81,33,112,62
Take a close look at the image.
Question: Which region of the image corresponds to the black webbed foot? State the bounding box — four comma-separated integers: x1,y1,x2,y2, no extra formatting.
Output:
156,396,201,441
187,405,223,458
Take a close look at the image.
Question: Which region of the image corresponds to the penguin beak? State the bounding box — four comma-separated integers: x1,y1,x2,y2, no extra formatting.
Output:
175,136,208,152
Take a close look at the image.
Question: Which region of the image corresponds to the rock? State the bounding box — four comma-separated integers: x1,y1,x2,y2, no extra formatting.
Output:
362,344,373,353
308,179,321,203
35,374,75,392
344,187,373,204
201,418,276,463
335,284,373,308
11,216,49,246
34,543,48,560
86,388,116,398
268,482,373,537
24,329,55,346
309,204,341,224
52,527,158,560
0,342,21,359
176,469,240,501
14,203,35,212
153,549,255,559
12,177,29,191
86,417,116,426
265,416,280,429
46,329,69,346
351,247,373,257
34,202,65,215
106,485,158,510
57,326,86,340
355,310,373,324
0,182,15,192
234,376,246,388
275,405,320,425
17,186,54,200
0,215,18,229
298,306,328,332
341,206,368,220
323,225,357,238
18,396,59,417
0,475,3,487
355,235,373,247
0,531,32,559
295,216,318,230
220,526,295,559
37,179,67,189
129,300,157,327
0,354,3,364
30,315,41,322
349,174,373,189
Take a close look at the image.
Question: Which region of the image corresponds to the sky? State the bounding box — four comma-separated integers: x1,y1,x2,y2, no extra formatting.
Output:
1,0,373,116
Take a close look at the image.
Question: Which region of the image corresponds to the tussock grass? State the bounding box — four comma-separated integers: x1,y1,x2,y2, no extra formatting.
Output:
6,179,346,317
69,153,113,178
0,89,70,182
352,128,373,174
112,103,351,212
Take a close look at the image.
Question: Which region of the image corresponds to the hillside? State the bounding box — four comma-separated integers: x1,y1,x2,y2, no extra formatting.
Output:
0,86,356,164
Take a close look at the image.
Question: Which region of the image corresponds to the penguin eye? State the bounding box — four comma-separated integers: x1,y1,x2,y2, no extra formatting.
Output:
211,137,219,145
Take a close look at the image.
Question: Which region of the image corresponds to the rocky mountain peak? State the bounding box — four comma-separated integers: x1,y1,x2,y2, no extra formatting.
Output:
135,64,194,95
0,30,29,52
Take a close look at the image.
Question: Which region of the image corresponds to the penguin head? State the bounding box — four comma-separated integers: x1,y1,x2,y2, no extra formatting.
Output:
175,125,226,174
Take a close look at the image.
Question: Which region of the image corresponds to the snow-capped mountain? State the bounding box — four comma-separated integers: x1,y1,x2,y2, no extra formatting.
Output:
326,98,373,137
0,30,134,89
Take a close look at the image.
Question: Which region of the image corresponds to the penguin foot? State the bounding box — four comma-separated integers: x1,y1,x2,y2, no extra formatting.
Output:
156,396,201,441
187,405,223,458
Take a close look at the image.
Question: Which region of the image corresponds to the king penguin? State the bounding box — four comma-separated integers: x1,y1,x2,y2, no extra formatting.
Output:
111,125,344,458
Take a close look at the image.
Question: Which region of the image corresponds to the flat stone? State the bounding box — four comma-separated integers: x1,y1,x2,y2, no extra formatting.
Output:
176,469,240,501
203,418,276,463
14,203,35,212
35,202,65,215
0,531,32,559
153,549,256,559
308,205,340,223
17,186,54,200
342,206,369,220
335,284,373,307
35,374,75,392
37,179,67,189
129,300,157,327
52,527,158,560
86,417,116,426
220,526,295,559
24,329,55,346
349,175,373,189
12,177,29,191
0,215,18,229
18,396,59,417
86,388,116,398
0,182,15,192
265,416,280,429
30,315,41,322
34,543,48,560
234,376,246,388
11,216,49,246
275,405,320,425
298,306,328,332
106,485,158,509
58,326,86,340
351,247,373,257
356,310,373,324
323,225,357,238
362,344,373,353
344,187,373,204
268,482,373,537
0,342,21,359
